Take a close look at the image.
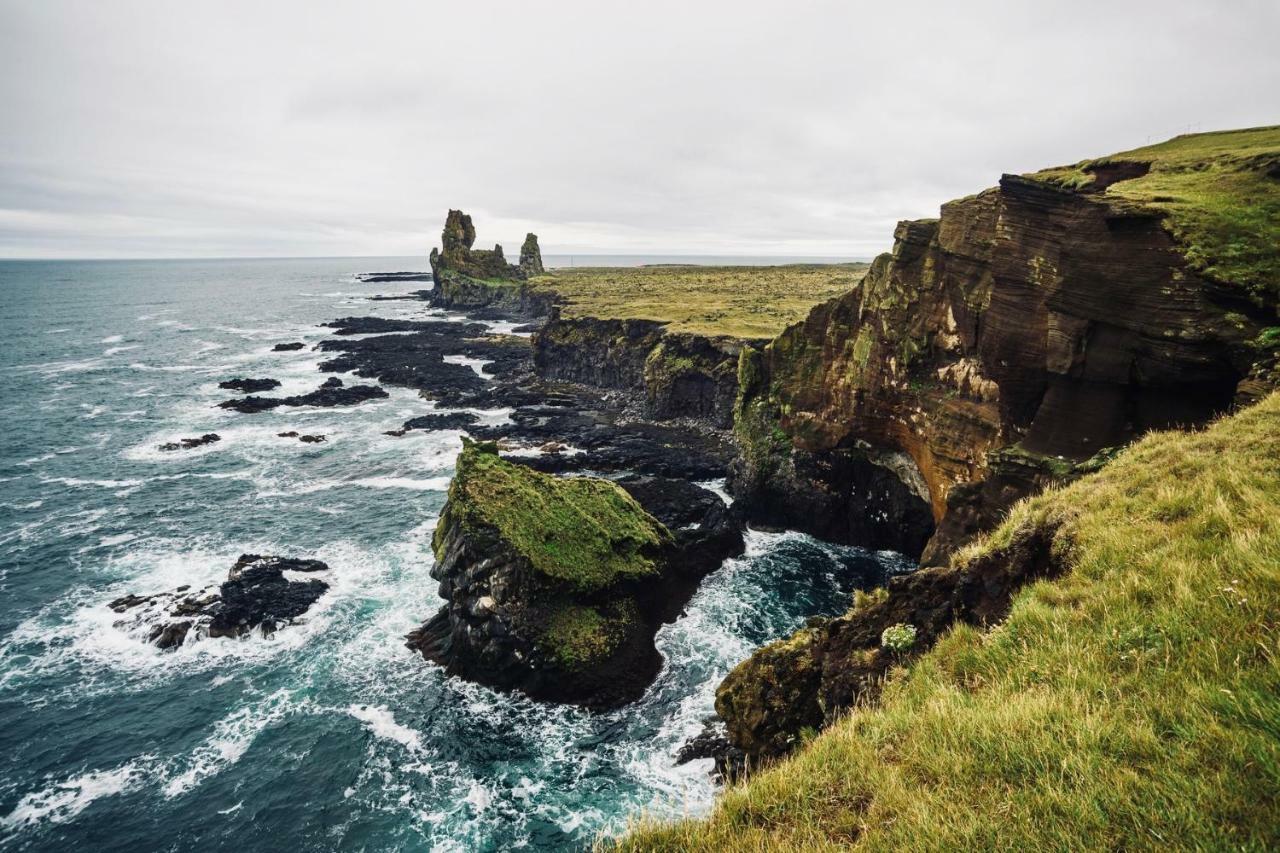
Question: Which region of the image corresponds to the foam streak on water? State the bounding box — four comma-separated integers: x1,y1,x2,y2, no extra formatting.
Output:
0,258,910,851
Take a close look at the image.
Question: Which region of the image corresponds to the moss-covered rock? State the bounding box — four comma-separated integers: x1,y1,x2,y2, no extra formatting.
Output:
436,439,671,593
410,440,684,708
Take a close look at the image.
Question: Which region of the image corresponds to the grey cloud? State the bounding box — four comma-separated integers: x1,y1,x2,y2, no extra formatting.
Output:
0,0,1276,258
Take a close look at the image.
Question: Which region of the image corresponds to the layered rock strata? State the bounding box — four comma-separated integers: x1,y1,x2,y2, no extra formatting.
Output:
734,172,1273,563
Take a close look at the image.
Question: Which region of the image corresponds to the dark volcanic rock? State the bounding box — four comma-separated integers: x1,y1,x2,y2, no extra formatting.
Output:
315,316,530,406
367,290,432,302
402,412,480,431
278,431,327,443
675,718,746,782
273,342,306,352
158,433,221,452
218,380,387,414
219,377,281,393
109,554,331,649
207,555,329,638
519,233,544,277
429,209,529,283
357,271,433,283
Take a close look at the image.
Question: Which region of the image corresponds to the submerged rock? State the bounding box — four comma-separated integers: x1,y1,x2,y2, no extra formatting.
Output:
109,554,331,649
158,433,221,451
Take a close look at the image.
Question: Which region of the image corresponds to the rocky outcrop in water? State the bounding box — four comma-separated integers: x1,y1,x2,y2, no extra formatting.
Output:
158,433,221,451
272,342,306,352
109,554,331,649
219,378,281,393
218,376,388,413
733,172,1274,563
408,440,742,708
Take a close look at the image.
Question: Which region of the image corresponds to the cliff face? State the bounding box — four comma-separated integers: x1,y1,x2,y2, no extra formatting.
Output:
533,316,744,428
735,170,1272,562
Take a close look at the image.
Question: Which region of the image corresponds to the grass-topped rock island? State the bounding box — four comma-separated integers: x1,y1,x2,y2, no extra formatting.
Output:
408,439,742,708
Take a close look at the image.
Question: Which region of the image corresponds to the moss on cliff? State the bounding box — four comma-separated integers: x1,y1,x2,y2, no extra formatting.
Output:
437,440,672,593
1029,125,1280,304
615,392,1280,850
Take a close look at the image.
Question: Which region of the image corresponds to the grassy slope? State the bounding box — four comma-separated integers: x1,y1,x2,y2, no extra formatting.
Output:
616,392,1280,850
1028,125,1280,303
439,441,671,593
528,264,867,339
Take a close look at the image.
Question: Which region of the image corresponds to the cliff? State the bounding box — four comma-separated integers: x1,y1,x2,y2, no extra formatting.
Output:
619,391,1280,850
733,126,1280,563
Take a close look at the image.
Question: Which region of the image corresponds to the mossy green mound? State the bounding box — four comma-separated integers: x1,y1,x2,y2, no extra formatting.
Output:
615,392,1280,850
438,440,672,593
1029,125,1280,304
539,600,639,672
528,263,867,339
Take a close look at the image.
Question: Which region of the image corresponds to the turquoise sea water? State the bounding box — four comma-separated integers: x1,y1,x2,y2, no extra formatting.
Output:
0,258,907,851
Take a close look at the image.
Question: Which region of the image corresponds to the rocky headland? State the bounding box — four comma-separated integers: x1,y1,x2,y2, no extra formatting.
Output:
385,129,1278,786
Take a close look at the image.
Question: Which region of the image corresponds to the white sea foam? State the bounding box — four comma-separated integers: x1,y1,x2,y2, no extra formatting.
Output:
348,704,425,754
162,691,299,798
99,334,124,344
104,344,141,356
42,476,144,490
1,762,145,829
442,354,494,377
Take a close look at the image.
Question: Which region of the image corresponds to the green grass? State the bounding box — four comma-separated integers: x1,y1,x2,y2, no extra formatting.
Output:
528,264,867,339
442,440,672,592
1029,125,1280,303
612,392,1280,850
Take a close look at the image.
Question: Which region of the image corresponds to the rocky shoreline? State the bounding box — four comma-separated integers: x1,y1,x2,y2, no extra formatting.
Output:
135,165,1277,782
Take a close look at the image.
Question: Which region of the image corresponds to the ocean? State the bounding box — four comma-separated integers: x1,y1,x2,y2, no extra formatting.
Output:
0,257,906,851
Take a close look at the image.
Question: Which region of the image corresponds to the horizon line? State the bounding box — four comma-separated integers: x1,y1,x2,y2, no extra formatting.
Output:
0,252,878,263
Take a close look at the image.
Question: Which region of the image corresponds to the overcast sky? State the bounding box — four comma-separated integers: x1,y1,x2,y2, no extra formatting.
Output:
1,1,1276,259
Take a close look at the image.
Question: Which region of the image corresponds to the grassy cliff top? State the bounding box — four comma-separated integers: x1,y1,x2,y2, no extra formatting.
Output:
443,441,671,592
1028,125,1280,303
616,392,1280,850
527,264,868,339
